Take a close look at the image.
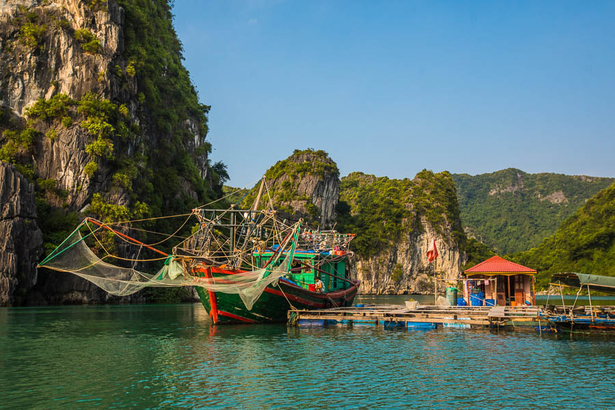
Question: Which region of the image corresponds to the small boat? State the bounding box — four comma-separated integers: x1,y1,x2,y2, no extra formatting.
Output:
544,272,615,331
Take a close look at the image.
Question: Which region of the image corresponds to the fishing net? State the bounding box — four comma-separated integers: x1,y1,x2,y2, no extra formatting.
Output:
38,218,299,310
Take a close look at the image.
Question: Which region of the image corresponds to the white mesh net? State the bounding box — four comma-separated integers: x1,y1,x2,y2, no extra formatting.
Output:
39,217,299,311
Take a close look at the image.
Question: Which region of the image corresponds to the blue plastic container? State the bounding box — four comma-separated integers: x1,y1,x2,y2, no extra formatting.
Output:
407,322,437,329
298,319,325,327
380,320,405,329
470,291,484,306
485,299,495,306
457,297,467,306
355,304,365,308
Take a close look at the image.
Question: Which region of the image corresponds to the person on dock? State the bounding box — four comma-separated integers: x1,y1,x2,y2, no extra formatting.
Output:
315,277,324,293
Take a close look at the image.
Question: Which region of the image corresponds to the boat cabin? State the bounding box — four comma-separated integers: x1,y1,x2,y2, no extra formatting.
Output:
462,256,536,306
253,250,349,293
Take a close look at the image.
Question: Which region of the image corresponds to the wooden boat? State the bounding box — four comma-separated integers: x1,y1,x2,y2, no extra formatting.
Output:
188,206,359,324
544,272,615,331
38,178,360,325
194,249,360,324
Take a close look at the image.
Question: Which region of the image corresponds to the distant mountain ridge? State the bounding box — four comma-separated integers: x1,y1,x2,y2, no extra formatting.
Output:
511,181,615,287
453,169,614,254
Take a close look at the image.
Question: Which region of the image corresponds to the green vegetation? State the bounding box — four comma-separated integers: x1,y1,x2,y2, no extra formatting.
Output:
391,263,404,283
337,170,465,258
511,182,615,289
266,149,339,180
45,129,58,141
222,186,249,206
19,22,46,49
453,169,615,254
464,237,495,269
25,93,74,121
83,161,98,177
85,0,108,12
241,149,338,225
0,127,38,164
74,29,101,54
61,117,72,128
126,62,136,77
88,193,149,223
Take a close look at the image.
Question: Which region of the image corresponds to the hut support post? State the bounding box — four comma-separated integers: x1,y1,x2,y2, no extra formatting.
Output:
532,276,536,306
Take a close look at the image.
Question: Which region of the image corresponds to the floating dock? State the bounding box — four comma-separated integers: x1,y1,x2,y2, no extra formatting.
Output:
288,304,544,329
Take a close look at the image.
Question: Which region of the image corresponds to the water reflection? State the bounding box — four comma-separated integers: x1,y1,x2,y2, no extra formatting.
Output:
1,303,615,409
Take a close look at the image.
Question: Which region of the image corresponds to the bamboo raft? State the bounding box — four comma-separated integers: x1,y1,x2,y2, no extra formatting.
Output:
287,304,544,329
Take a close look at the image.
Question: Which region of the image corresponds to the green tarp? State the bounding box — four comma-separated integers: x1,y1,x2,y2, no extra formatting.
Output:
551,272,615,293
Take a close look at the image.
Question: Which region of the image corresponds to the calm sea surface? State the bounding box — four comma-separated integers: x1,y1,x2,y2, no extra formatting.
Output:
2,298,615,409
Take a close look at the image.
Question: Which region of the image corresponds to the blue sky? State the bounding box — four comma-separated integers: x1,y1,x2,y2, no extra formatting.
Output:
173,0,615,188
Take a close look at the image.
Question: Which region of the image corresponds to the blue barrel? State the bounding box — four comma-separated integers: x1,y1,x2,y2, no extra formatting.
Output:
485,299,495,306
407,322,437,330
470,290,484,306
457,297,467,306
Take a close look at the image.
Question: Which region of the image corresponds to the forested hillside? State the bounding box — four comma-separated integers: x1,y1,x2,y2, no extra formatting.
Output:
337,170,465,258
453,169,614,254
511,181,615,288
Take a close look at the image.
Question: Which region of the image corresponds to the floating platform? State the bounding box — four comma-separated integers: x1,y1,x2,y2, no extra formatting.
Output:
288,304,543,329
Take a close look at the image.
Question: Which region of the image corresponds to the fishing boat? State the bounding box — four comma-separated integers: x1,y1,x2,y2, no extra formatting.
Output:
193,226,359,324
38,178,360,325
543,272,615,331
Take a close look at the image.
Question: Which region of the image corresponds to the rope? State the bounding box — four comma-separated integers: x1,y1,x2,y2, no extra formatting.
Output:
276,280,298,310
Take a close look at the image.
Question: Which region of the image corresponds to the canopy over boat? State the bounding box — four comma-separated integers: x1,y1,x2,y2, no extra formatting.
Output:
550,272,615,294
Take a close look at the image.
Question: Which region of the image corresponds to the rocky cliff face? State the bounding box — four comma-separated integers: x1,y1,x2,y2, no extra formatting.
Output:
0,162,43,306
0,0,216,305
249,149,339,228
352,217,464,295
1,0,126,209
338,170,467,294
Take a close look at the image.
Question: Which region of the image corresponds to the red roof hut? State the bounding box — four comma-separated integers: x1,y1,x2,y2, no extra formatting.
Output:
463,256,537,306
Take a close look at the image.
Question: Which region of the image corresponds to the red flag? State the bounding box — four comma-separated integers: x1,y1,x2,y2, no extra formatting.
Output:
427,239,438,263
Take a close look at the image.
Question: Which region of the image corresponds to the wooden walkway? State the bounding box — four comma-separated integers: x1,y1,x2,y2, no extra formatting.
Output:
288,304,542,329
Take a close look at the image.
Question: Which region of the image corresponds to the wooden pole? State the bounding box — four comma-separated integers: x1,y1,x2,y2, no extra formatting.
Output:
433,263,437,305
588,284,594,321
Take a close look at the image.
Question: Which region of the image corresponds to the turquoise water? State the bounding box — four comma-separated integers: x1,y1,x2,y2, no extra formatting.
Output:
2,303,615,409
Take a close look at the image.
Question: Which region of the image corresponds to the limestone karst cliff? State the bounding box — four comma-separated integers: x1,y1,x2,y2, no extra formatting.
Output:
337,170,467,294
0,0,222,305
0,162,43,306
243,149,340,228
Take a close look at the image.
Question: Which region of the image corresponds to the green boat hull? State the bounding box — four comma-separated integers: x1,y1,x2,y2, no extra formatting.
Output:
195,273,359,324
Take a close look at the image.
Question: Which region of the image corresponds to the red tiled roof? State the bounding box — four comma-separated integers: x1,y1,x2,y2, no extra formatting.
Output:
464,255,536,274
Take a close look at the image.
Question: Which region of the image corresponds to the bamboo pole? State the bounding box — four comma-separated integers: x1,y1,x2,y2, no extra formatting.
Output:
588,284,594,321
